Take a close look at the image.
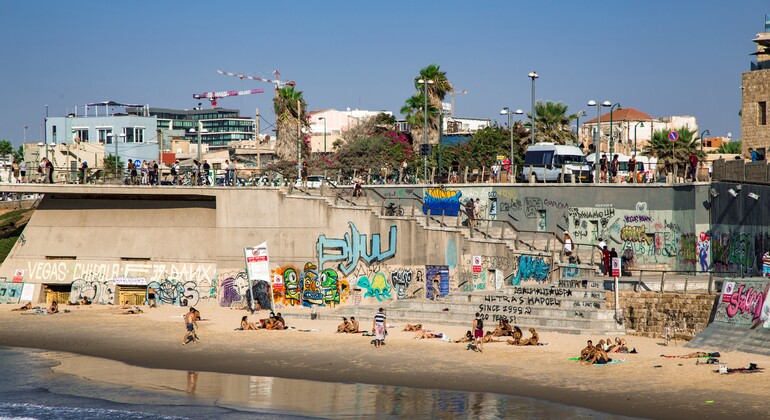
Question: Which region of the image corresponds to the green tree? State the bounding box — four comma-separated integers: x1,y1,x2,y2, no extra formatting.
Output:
525,101,578,145
13,145,24,164
642,127,704,176
402,64,451,147
0,140,14,164
274,86,310,163
439,125,526,173
710,140,742,154
102,155,125,180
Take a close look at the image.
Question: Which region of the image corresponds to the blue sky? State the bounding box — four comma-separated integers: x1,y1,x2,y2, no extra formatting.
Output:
0,0,766,145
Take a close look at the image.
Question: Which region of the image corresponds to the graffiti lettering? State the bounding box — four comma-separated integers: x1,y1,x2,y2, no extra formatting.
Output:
512,255,549,285
317,222,397,276
620,225,653,244
624,215,652,223
422,187,462,216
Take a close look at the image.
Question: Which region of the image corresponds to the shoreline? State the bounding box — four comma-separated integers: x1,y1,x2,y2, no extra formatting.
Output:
0,304,768,419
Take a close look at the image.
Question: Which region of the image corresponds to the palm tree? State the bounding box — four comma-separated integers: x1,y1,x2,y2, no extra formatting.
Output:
524,101,578,145
712,140,742,154
403,64,451,148
642,127,704,176
274,86,309,163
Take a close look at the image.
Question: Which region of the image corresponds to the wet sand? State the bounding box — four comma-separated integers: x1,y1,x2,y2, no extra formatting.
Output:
0,304,768,419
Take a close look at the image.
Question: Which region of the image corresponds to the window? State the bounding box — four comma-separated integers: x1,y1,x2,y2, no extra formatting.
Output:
759,102,767,125
98,128,113,144
52,125,57,143
73,128,89,143
122,127,145,143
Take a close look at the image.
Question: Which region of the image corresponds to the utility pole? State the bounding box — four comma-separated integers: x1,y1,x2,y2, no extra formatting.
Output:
255,107,261,174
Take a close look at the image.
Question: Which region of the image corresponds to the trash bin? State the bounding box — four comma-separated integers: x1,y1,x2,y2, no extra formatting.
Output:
697,167,710,182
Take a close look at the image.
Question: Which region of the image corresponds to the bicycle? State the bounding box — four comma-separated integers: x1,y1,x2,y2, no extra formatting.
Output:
384,202,404,216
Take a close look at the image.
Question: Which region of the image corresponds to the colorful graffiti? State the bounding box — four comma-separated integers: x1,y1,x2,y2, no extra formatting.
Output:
357,271,392,301
317,222,397,276
69,279,114,304
620,225,652,244
422,186,462,216
146,279,201,307
712,232,757,275
23,261,215,283
512,255,550,285
270,264,350,307
425,265,449,299
680,233,696,266
0,282,23,304
714,280,769,328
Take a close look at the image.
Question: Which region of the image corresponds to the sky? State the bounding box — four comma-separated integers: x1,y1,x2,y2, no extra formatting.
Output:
0,0,767,146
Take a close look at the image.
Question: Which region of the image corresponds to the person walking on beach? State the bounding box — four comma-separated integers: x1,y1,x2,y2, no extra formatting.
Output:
373,308,386,348
183,307,198,345
473,312,484,352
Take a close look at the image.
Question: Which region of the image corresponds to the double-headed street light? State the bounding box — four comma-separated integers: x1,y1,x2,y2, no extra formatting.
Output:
418,78,434,182
528,71,539,145
699,129,710,153
608,102,621,157
500,107,524,180
587,100,612,182
106,132,126,180
188,122,209,165
634,121,645,155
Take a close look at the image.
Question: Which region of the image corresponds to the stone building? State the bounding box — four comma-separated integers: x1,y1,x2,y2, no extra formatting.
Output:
741,15,770,160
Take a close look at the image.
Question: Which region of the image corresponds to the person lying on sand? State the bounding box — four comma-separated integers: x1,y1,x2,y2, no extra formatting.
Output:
346,317,360,333
413,329,438,339
120,301,133,310
518,328,539,346
455,331,473,343
583,346,612,365
47,301,59,314
403,323,423,332
12,302,32,311
240,315,258,330
120,306,143,315
481,331,501,343
609,337,636,353
660,352,710,359
337,317,351,333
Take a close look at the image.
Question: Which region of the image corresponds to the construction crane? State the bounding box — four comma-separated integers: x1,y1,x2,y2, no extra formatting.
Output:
192,88,265,108
217,70,296,95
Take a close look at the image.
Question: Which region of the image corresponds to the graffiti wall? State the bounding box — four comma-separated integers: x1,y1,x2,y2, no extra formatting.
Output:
708,229,770,276
713,279,770,328
422,186,462,216
21,260,216,285
0,282,23,304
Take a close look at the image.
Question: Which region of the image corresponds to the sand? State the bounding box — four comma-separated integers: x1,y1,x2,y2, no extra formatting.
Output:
0,303,768,419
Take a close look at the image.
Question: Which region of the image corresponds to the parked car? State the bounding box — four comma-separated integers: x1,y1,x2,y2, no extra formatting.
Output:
295,175,335,189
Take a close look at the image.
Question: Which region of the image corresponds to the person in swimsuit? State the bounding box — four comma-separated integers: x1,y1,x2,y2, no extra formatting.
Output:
183,307,198,345
473,312,484,352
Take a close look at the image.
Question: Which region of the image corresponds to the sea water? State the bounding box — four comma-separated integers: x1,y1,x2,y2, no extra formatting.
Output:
0,347,636,419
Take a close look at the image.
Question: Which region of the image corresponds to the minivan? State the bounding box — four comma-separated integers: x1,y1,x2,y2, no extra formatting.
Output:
522,143,592,182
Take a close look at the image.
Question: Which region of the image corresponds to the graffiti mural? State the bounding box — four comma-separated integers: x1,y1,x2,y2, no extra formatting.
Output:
146,278,201,307
714,280,768,328
511,255,550,285
0,282,23,304
422,186,462,216
357,271,392,301
69,279,114,304
22,260,215,284
270,264,350,307
425,265,449,299
317,222,397,276
219,272,250,307
390,269,413,300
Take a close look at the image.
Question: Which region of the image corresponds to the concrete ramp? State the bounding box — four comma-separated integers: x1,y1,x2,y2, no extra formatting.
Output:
686,278,770,356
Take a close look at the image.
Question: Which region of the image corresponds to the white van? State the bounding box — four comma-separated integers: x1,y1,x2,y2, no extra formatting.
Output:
522,143,591,182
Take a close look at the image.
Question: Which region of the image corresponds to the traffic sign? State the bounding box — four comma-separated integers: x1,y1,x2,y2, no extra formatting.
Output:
134,159,142,168
668,131,679,142
611,257,621,277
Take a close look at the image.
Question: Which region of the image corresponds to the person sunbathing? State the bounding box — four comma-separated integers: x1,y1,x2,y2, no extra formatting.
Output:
120,301,133,309
492,320,512,337
346,317,360,333
506,326,524,345
413,329,437,339
13,302,32,311
337,317,351,333
121,306,143,315
518,328,539,346
481,331,500,343
580,340,595,361
240,315,258,330
275,313,287,329
48,301,59,314
403,323,422,332
455,330,473,343
584,346,612,365
660,352,710,359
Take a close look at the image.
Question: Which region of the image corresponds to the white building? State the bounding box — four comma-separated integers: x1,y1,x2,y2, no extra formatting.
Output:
308,108,393,153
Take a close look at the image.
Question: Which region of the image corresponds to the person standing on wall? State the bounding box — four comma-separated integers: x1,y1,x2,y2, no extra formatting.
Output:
563,231,575,263
610,154,619,183
45,157,54,184
628,154,637,183
372,307,387,348
599,154,608,183
19,160,27,183
301,161,308,188
473,312,484,352
171,160,180,185
688,152,698,182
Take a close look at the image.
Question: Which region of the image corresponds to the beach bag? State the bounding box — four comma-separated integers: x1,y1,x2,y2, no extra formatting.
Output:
476,318,483,329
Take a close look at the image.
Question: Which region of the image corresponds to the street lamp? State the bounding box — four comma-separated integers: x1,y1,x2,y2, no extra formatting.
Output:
699,129,710,153
575,110,587,145
418,78,434,182
318,117,327,153
106,132,126,179
608,102,621,157
188,122,208,165
634,121,645,155
587,100,612,182
500,107,524,180
528,71,539,144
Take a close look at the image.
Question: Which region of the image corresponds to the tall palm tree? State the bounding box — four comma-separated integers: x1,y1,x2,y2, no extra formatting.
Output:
524,101,578,145
274,86,309,162
642,127,704,176
403,64,451,147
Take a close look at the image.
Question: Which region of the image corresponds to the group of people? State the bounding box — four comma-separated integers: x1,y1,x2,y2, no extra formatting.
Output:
465,198,481,227
126,160,160,185
336,316,360,333
459,316,541,351
237,312,287,331
579,337,635,365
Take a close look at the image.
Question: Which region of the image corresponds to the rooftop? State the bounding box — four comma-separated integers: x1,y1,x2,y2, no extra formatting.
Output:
584,108,653,124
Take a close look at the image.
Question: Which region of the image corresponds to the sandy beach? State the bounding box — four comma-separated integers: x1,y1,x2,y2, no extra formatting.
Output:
0,303,768,419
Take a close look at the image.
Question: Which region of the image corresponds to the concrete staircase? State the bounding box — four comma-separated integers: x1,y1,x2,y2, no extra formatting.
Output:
288,282,626,336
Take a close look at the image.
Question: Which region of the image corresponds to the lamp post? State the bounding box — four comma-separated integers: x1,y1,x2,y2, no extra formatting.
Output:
633,121,645,155
500,107,524,179
418,78,434,182
318,117,327,153
106,132,126,179
44,105,48,162
188,121,208,165
699,129,710,154
575,110,586,145
528,71,538,144
588,100,612,182
608,103,621,157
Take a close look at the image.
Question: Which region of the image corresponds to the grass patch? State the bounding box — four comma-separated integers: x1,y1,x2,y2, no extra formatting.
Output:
0,208,31,222
0,223,26,263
